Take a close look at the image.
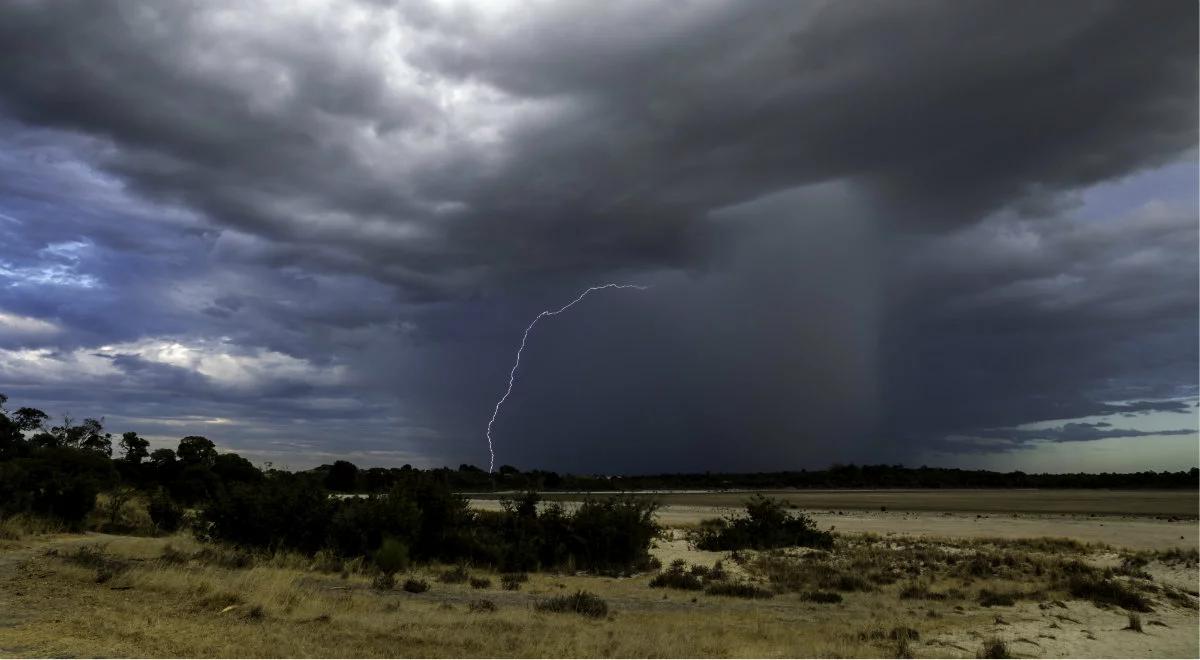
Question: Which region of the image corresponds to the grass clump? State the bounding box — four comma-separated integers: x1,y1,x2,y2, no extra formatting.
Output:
1123,612,1143,632
370,573,396,591
801,590,843,604
469,576,492,589
500,573,526,591
402,577,429,593
535,591,609,618
705,582,775,599
438,565,470,584
978,589,1017,607
978,637,1010,658
468,599,497,613
1067,575,1152,612
649,559,704,591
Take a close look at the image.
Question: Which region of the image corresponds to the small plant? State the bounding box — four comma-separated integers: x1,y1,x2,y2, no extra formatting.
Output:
801,590,842,604
468,598,497,613
977,637,1009,658
705,582,775,599
438,565,470,584
371,572,396,590
535,591,609,618
1124,612,1143,632
470,576,492,589
373,538,409,575
402,578,429,593
501,573,527,590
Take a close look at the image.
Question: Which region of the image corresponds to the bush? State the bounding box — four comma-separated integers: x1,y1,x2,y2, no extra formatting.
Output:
1067,575,1152,612
501,573,526,590
978,637,1010,658
801,590,842,604
705,582,775,599
438,565,470,583
402,578,429,593
649,559,705,590
371,573,396,590
373,538,410,575
978,589,1019,607
148,488,184,533
536,591,609,618
469,576,492,589
688,495,833,551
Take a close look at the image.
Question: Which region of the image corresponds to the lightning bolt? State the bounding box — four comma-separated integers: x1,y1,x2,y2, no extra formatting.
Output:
486,283,649,472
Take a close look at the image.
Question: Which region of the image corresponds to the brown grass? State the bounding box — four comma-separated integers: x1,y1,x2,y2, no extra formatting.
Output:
1,529,1196,658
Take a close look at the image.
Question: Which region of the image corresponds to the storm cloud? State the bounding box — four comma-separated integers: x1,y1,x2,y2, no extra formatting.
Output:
0,1,1195,471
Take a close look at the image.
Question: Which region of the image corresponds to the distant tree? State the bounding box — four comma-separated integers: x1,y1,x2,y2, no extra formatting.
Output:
149,447,176,469
68,418,111,456
13,407,49,433
213,452,262,484
177,436,217,467
324,460,359,492
118,431,150,464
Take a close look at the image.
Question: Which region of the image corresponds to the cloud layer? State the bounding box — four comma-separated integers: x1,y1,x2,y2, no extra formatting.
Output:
0,1,1195,470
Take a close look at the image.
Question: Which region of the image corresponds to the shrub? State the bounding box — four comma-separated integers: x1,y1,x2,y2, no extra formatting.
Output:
978,589,1017,607
649,560,705,590
148,488,184,533
438,565,470,583
688,495,833,551
371,573,396,590
1067,575,1152,612
468,598,497,613
705,582,775,599
536,591,609,618
402,578,429,593
373,538,410,575
501,573,526,590
978,637,1009,658
469,576,492,589
801,590,843,604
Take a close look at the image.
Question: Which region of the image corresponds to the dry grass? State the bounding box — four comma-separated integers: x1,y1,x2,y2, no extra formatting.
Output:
1,530,1196,658
2,534,958,658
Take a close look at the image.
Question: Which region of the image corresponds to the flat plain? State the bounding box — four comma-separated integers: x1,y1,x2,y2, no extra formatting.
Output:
2,489,1196,658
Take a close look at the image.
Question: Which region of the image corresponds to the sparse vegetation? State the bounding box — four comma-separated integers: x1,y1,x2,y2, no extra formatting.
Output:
535,591,609,618
402,577,429,593
688,495,833,551
705,582,775,599
978,637,1010,658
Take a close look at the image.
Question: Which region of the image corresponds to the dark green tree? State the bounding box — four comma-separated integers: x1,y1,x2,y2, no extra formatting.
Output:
119,431,150,464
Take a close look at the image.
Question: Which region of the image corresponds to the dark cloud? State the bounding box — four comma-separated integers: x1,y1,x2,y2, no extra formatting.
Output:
0,1,1195,470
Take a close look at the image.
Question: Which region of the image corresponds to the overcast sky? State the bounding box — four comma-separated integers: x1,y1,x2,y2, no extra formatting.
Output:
0,0,1196,473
